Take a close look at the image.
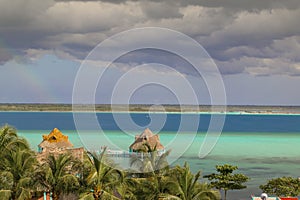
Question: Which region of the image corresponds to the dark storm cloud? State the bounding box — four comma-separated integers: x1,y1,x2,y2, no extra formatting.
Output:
182,0,300,10
54,0,300,10
54,0,130,2
0,0,300,76
114,49,200,76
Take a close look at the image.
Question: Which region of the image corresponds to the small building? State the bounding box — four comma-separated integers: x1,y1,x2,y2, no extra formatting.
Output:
37,128,84,162
38,128,73,153
36,128,84,200
129,128,164,153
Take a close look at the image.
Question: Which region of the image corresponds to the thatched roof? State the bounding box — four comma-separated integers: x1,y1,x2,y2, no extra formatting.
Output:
129,128,164,152
38,128,73,150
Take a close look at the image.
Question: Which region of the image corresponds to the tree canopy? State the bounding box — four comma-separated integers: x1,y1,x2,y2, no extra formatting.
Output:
204,164,249,200
260,176,300,197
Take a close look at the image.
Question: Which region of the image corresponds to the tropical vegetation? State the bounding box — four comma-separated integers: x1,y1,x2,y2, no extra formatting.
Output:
204,164,249,200
169,162,220,200
0,125,35,200
1,125,295,200
80,149,122,200
35,153,81,200
259,176,300,197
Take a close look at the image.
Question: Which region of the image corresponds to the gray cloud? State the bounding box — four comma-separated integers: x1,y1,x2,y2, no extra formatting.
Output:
54,0,300,11
140,1,183,19
0,0,54,27
182,0,300,11
0,0,299,76
0,48,14,64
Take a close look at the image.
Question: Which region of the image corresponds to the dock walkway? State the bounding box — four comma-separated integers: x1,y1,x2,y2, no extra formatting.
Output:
97,148,165,158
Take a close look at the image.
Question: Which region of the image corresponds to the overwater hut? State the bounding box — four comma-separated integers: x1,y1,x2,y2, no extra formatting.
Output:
37,128,84,162
129,128,164,153
38,128,73,153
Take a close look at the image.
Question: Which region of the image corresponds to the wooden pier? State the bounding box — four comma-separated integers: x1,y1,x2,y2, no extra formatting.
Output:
97,149,166,158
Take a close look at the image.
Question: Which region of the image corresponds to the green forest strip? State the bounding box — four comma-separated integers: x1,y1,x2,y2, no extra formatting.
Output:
0,104,300,114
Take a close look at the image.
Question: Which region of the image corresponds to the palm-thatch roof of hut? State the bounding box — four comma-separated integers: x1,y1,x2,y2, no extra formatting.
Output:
129,128,164,152
38,128,73,152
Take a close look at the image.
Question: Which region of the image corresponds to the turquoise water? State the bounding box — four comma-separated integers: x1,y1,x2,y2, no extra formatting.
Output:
2,112,299,199
18,130,300,200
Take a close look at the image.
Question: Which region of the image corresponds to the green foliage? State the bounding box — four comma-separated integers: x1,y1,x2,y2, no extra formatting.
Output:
80,190,120,200
259,176,300,197
80,148,122,200
169,162,220,200
0,171,14,190
130,173,180,200
0,125,36,200
128,148,220,200
115,173,139,200
0,125,250,200
0,125,30,157
35,153,80,200
204,164,249,200
126,161,219,200
0,190,11,200
130,149,171,175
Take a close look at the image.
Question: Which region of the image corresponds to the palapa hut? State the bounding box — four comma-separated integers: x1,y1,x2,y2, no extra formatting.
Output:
129,128,164,153
36,128,84,199
37,128,84,162
38,128,73,153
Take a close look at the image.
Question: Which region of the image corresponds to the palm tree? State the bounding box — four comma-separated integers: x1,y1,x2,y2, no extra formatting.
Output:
114,170,139,200
35,153,80,200
134,174,183,200
77,152,93,194
0,125,30,155
129,145,182,199
0,125,35,200
130,143,171,176
115,169,180,200
169,162,220,200
80,148,122,200
0,147,36,200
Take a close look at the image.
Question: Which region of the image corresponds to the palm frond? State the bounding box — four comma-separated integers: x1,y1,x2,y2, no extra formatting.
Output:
79,192,94,200
16,187,31,200
0,171,14,190
85,148,122,199
0,190,12,200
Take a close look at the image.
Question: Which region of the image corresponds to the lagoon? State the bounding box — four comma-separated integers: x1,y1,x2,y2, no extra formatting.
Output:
1,112,300,200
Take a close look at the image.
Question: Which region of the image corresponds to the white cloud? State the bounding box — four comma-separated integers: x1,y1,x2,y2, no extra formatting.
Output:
35,1,144,33
24,48,77,62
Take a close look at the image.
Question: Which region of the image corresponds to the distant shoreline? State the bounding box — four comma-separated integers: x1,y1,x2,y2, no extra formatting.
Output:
1,103,300,114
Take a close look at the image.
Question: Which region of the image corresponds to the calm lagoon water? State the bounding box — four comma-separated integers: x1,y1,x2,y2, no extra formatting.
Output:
1,112,300,200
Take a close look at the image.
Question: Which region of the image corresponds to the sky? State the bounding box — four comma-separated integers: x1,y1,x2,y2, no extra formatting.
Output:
0,0,300,105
